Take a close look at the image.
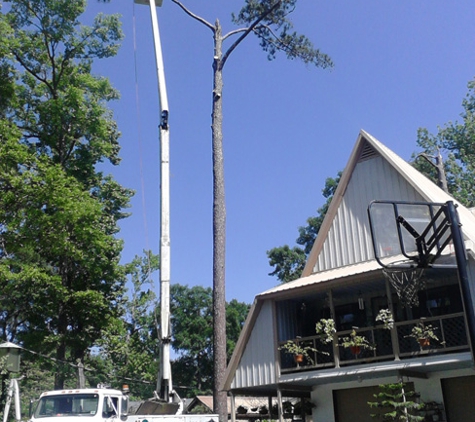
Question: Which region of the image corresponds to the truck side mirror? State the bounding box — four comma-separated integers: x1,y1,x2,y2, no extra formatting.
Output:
120,396,129,421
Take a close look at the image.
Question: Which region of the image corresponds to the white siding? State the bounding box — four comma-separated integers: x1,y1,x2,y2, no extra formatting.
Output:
314,154,424,272
231,301,276,389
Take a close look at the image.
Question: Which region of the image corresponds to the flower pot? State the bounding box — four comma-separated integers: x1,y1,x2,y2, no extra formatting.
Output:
350,346,361,356
418,338,430,348
294,354,304,363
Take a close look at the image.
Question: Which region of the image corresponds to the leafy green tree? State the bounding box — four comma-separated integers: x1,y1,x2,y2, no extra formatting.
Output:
415,77,475,207
268,173,341,283
0,129,126,389
0,0,132,389
95,252,160,399
168,1,332,418
226,299,250,357
94,277,249,400
170,284,249,398
170,284,213,397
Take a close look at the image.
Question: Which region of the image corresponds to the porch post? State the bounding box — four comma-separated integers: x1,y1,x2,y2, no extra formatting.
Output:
385,278,400,361
328,290,340,368
277,388,283,422
230,392,236,422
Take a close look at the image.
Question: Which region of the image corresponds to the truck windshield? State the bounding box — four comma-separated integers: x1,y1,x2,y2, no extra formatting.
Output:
34,394,99,418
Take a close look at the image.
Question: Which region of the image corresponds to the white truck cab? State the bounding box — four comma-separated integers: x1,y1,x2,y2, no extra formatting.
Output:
29,387,128,422
27,386,218,422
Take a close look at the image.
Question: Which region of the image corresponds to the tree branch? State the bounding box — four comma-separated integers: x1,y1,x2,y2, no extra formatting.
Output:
250,21,333,68
220,0,282,70
222,28,248,41
252,23,288,55
170,0,215,32
11,50,54,93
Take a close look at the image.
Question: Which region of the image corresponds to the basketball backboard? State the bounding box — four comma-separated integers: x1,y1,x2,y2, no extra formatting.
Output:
368,200,456,269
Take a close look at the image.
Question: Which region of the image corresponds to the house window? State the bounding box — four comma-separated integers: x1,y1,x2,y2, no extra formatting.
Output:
276,295,329,341
393,283,463,321
334,303,365,331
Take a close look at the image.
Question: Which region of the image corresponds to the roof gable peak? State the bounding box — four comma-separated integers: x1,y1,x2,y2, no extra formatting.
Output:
357,138,380,163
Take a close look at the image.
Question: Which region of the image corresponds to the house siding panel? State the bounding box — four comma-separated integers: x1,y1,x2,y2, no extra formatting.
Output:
231,301,276,389
314,156,424,273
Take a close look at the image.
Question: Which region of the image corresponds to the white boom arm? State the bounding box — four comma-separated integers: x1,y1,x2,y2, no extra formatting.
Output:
135,0,172,402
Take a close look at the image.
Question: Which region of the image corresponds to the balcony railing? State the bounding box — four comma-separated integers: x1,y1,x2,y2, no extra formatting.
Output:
279,312,469,372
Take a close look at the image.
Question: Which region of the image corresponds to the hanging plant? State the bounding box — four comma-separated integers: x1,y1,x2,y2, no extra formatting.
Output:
339,329,375,355
405,322,442,349
279,340,317,365
315,318,337,344
375,309,394,330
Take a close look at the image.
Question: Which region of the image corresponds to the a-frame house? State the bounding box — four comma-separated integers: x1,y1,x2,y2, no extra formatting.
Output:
223,130,475,422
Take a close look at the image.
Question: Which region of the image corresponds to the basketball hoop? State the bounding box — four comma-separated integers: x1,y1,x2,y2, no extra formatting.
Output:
382,266,425,307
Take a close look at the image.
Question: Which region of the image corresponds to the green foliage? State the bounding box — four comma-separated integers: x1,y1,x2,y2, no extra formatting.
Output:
1,0,124,184
14,358,56,414
375,309,394,330
267,245,306,284
72,273,248,400
293,399,315,416
297,173,341,254
95,252,160,399
281,319,335,363
232,0,333,68
315,318,336,344
170,284,213,396
368,383,425,421
267,173,341,283
279,340,317,364
0,0,132,390
188,404,212,415
339,329,375,351
226,299,251,358
415,77,475,207
169,284,249,397
0,131,127,386
405,322,442,351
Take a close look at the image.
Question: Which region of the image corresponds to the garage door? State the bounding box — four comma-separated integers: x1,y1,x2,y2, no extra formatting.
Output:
442,375,475,422
333,386,380,422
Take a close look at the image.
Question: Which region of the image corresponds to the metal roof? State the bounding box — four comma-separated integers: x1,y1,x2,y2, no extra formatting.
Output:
257,260,382,299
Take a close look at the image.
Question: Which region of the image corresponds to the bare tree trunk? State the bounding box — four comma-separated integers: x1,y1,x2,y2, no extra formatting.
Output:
211,19,227,422
54,340,66,390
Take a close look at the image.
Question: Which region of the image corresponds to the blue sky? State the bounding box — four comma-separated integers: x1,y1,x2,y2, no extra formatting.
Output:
84,1,475,304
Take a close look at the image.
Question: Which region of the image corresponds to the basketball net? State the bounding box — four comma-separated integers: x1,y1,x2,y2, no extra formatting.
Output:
382,267,425,307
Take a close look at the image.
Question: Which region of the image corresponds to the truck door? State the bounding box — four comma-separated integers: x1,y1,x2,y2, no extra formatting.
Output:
102,396,119,420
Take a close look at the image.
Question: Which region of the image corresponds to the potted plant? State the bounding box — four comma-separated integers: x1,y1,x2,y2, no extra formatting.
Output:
279,339,317,364
375,308,394,330
236,405,248,415
406,322,441,349
315,318,337,344
293,399,315,416
340,328,375,356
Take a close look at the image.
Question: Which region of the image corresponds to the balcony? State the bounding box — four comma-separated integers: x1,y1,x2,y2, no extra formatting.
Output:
280,312,469,373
